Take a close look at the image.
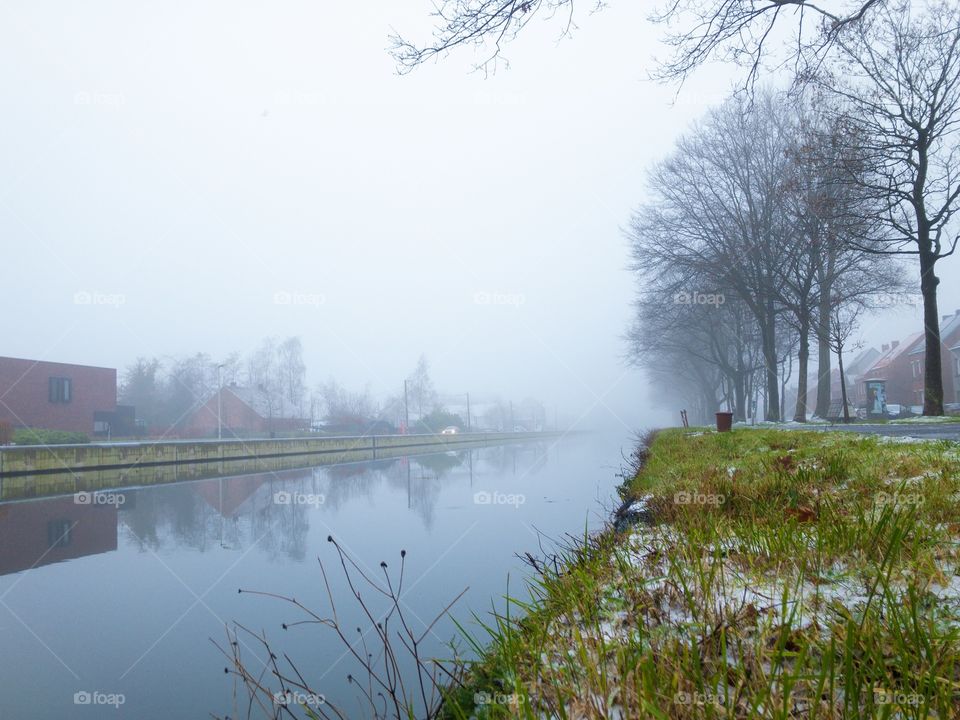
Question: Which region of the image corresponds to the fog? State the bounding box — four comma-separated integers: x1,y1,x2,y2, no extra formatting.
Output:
2,1,958,433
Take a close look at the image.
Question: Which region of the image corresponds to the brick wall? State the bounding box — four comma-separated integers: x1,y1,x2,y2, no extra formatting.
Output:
184,389,267,438
0,356,117,433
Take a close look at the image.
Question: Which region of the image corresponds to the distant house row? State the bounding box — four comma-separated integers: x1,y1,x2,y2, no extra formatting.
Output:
806,309,960,417
184,385,308,437
0,356,308,439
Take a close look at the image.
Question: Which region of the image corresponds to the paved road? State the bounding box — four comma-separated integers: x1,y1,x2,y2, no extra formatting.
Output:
793,422,960,441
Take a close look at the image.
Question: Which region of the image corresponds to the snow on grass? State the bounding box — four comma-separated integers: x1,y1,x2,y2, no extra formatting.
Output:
450,428,960,718
894,415,960,423
877,434,930,444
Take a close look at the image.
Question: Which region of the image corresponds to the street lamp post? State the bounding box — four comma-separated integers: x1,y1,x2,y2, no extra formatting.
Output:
217,364,225,440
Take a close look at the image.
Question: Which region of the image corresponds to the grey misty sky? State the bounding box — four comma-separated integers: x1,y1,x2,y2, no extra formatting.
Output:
0,1,956,431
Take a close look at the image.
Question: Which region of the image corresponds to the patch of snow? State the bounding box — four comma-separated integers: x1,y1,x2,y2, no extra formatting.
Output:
894,416,959,424
877,435,929,444
626,495,653,515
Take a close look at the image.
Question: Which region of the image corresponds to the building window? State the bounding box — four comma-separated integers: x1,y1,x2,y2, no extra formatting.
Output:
48,376,72,403
47,519,72,548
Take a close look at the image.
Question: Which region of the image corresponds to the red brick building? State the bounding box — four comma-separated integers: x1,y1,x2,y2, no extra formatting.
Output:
860,333,924,408
0,356,118,434
952,338,960,407
184,385,308,438
905,310,960,407
794,348,881,418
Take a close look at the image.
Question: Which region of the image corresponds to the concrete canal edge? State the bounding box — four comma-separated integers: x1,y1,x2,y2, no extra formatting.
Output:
0,432,557,476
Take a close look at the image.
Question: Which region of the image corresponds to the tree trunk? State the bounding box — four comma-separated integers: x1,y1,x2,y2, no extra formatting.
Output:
838,347,850,423
734,367,747,423
761,302,780,422
815,289,832,418
919,248,944,415
794,316,810,422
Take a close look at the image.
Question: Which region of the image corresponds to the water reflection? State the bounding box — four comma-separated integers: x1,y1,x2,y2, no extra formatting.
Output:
0,497,118,576
0,442,555,576
0,435,614,720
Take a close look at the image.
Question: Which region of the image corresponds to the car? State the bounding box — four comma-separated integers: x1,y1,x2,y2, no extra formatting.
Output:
440,426,459,435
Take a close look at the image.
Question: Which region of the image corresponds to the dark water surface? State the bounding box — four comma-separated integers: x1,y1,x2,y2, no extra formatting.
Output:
0,434,627,719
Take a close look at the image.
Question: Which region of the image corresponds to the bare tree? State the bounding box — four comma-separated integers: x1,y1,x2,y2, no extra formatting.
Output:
783,104,905,420
119,357,163,427
627,279,763,422
406,354,438,420
390,0,598,74
247,337,280,422
826,297,864,422
628,90,799,420
651,0,885,86
315,378,378,422
277,336,307,417
391,0,884,84
162,352,218,429
816,1,960,414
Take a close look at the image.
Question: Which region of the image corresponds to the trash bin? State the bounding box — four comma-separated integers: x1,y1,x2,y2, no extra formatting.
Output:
715,412,734,433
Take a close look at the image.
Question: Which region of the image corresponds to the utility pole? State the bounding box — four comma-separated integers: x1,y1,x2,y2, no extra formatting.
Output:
466,392,471,431
509,400,514,432
403,380,410,434
216,363,225,440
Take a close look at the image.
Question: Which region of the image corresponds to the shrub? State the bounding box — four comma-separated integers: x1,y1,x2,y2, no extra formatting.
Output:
417,409,465,433
13,428,90,445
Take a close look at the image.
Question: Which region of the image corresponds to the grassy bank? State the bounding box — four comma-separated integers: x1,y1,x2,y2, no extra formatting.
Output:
444,428,960,718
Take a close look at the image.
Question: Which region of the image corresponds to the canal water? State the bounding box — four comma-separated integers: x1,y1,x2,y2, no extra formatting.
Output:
0,433,628,719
